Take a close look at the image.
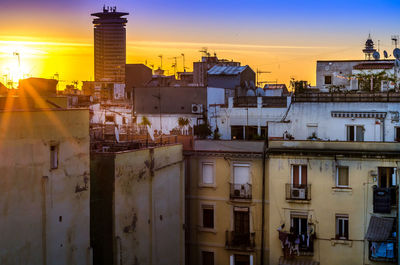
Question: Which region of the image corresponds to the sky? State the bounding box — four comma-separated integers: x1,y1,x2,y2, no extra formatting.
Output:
0,0,400,87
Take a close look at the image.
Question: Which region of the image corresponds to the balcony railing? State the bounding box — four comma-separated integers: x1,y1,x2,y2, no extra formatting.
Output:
373,186,397,213
225,230,255,251
278,231,315,257
285,184,311,201
230,183,252,200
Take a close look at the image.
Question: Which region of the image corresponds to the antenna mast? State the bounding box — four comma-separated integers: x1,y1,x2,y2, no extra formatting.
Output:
158,55,163,69
181,53,186,72
256,68,271,87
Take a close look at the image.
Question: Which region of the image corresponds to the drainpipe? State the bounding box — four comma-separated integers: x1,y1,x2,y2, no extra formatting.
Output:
260,123,269,265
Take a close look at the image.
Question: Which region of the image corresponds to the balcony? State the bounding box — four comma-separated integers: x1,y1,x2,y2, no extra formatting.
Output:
278,231,315,257
225,230,255,251
373,186,397,214
285,184,311,201
230,183,252,200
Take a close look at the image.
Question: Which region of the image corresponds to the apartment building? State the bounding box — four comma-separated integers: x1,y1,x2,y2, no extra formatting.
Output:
185,140,268,265
268,140,399,265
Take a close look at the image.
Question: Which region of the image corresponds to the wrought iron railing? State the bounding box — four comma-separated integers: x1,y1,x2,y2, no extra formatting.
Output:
225,230,255,250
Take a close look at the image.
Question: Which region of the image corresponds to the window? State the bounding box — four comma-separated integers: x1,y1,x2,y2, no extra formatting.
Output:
395,127,400,142
105,115,115,122
291,165,307,186
306,124,318,139
231,126,244,140
50,145,58,169
202,251,214,265
234,254,250,265
378,167,397,188
346,125,364,141
233,163,250,185
234,207,250,234
201,162,214,185
324,75,332,85
202,205,214,229
336,167,349,187
291,215,308,236
336,215,349,240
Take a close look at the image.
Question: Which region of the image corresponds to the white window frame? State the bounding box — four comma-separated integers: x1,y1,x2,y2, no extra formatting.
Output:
346,125,365,142
336,166,349,188
199,160,216,187
336,214,349,240
291,164,307,185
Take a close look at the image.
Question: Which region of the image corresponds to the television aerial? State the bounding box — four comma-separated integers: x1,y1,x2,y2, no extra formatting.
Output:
383,50,388,58
393,48,400,60
372,51,380,60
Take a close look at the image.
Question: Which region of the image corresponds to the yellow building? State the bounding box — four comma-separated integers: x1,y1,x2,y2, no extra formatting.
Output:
186,139,399,265
0,100,91,264
185,140,269,265
268,140,399,265
91,143,185,265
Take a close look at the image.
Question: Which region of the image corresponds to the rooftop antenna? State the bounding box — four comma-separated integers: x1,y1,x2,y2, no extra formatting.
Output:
199,47,210,57
181,53,186,72
158,55,163,69
256,68,271,87
392,35,399,48
169,56,178,76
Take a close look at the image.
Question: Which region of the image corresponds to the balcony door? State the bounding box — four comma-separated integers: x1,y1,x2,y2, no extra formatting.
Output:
378,167,396,188
292,165,307,187
234,207,250,235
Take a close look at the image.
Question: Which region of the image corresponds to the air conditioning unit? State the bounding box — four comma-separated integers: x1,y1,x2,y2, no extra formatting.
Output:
191,104,203,114
291,188,306,199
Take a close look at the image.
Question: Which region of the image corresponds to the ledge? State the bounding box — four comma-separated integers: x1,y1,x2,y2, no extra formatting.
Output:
331,239,353,247
332,187,353,193
197,227,217,234
286,199,311,204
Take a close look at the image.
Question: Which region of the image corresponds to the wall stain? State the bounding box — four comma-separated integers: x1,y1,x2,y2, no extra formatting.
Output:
123,212,137,233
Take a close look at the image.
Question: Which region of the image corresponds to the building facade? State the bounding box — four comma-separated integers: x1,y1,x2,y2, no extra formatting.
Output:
0,107,91,265
91,144,185,265
185,140,268,265
268,140,400,265
91,6,128,82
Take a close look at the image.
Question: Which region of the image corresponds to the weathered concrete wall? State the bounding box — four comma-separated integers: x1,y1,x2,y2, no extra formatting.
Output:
268,153,399,265
91,144,185,265
0,109,90,265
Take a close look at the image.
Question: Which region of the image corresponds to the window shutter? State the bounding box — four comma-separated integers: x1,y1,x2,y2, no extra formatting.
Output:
234,164,250,184
202,163,214,184
292,165,299,186
301,165,307,185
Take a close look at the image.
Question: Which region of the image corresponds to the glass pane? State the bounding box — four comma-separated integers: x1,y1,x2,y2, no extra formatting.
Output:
338,167,349,186
347,126,354,141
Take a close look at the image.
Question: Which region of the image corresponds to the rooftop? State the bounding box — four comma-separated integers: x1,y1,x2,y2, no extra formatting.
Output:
353,62,394,70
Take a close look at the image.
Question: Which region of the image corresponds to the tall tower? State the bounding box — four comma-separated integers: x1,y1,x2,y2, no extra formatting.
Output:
91,6,128,82
362,34,376,60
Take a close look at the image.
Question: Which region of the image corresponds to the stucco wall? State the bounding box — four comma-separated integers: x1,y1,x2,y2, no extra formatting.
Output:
186,153,268,265
91,144,185,265
268,154,399,265
0,109,90,265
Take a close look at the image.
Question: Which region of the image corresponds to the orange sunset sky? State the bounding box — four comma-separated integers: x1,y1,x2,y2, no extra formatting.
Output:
1,0,399,88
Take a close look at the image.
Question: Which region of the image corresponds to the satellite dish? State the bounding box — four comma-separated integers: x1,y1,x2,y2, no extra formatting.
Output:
373,51,380,60
393,48,400,59
246,89,255,96
383,50,388,58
